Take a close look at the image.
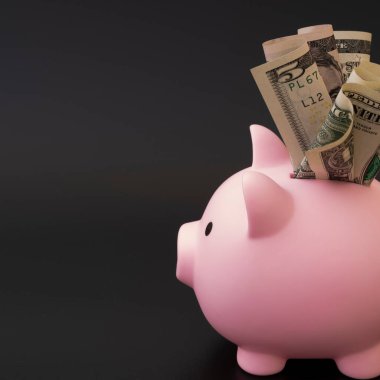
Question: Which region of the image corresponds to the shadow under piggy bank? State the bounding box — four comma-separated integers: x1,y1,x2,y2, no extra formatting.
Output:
176,124,380,380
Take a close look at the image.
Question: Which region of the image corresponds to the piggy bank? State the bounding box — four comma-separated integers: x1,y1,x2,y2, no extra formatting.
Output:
176,125,380,379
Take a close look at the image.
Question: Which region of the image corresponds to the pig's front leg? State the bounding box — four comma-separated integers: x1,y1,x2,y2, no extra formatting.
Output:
237,347,286,375
335,342,380,379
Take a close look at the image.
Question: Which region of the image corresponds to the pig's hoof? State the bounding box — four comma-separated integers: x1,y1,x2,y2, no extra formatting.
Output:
237,347,286,375
335,343,380,379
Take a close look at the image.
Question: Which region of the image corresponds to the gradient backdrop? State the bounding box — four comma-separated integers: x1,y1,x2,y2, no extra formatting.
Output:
1,1,379,379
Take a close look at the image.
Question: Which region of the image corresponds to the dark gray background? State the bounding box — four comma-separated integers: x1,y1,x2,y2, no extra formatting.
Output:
0,0,379,379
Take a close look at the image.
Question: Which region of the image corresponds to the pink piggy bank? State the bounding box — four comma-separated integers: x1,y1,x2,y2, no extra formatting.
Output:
176,125,380,379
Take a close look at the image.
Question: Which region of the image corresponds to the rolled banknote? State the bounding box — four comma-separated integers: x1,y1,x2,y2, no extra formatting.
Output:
334,31,372,82
263,25,343,101
298,25,344,100
348,60,380,87
345,61,380,184
294,61,380,185
252,38,332,169
293,90,354,181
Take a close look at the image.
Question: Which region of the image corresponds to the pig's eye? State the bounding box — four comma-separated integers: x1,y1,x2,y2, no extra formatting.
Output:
205,222,213,236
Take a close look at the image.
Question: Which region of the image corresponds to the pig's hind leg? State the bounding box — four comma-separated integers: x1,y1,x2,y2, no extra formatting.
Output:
236,347,286,375
335,342,380,379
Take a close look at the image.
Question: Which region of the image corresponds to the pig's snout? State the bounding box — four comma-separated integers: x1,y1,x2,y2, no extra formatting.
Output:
176,221,198,288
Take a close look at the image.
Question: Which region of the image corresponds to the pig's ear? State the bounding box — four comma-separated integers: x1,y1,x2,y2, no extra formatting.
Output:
250,124,289,168
242,170,293,238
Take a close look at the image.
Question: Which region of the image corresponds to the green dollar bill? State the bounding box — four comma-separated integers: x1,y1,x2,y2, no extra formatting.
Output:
334,31,372,82
294,91,354,181
252,39,331,170
298,24,344,100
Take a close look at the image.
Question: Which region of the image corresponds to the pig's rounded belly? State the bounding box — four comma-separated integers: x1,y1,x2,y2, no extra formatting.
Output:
197,281,380,359
197,246,380,358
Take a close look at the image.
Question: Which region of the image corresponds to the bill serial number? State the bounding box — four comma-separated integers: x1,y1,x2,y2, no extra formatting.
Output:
288,71,325,107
